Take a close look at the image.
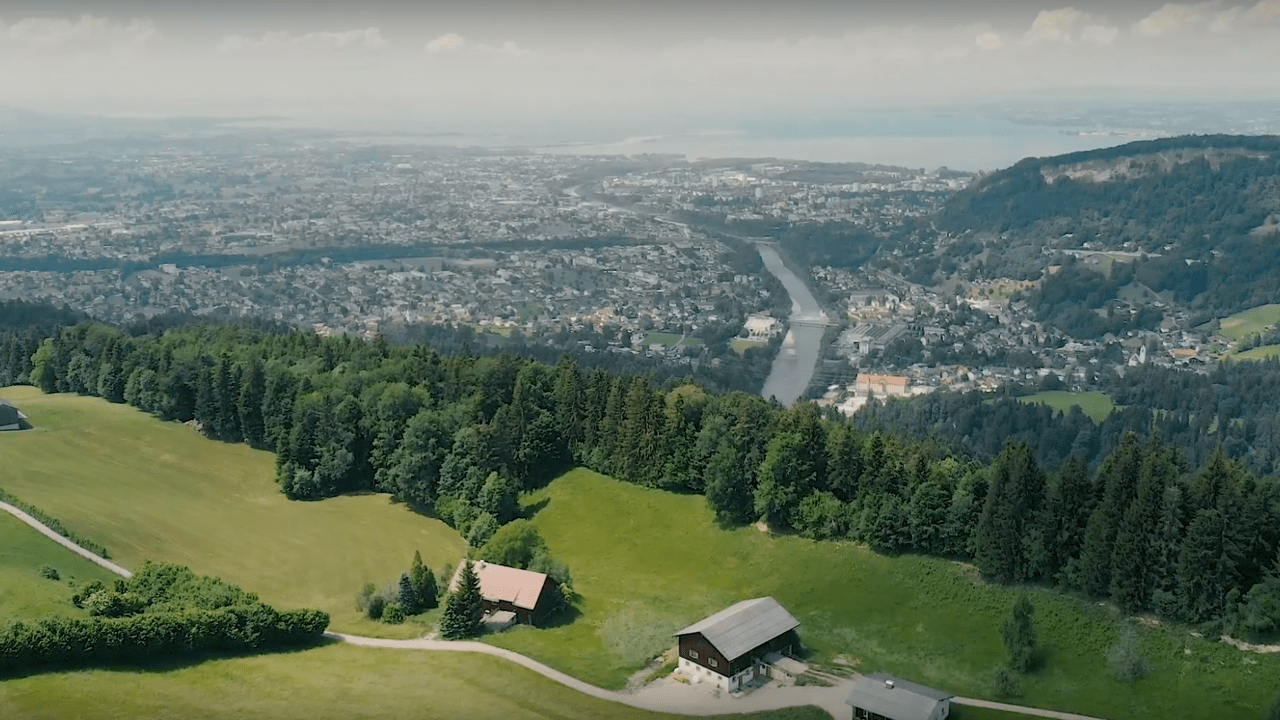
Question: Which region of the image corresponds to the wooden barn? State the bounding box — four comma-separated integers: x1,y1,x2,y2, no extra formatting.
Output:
0,398,27,431
846,673,954,720
673,596,802,693
448,559,559,627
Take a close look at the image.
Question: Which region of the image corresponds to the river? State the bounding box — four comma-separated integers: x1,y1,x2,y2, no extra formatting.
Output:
756,244,828,407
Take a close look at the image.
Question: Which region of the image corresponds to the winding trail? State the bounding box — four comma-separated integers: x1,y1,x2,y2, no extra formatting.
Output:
5,502,1111,720
0,501,132,577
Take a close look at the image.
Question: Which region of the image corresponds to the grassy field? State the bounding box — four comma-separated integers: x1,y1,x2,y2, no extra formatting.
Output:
1219,303,1280,341
0,386,467,637
1016,391,1117,423
1235,344,1280,361
643,332,686,346
952,708,1040,720
731,338,766,354
0,510,120,625
485,469,1280,720
0,641,827,720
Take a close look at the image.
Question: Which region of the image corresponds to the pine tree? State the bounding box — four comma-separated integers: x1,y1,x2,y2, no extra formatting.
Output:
1266,691,1280,720
238,358,267,448
410,551,438,610
398,573,420,615
1179,508,1242,622
1110,445,1174,612
440,560,484,639
1001,593,1038,673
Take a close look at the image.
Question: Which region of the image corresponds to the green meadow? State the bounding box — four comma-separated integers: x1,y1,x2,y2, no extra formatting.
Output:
0,385,466,637
0,511,119,625
1235,344,1280,361
643,332,687,346
0,640,826,720
487,470,1279,720
1016,391,1117,423
1219,303,1280,341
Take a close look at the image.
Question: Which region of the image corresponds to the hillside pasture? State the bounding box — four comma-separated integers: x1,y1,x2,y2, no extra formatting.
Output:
1234,344,1280,361
486,469,1280,720
0,510,119,625
0,641,827,720
0,386,466,636
1015,391,1117,423
1219,303,1280,341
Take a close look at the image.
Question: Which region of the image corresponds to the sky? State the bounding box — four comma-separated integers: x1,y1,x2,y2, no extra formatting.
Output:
1,1,1279,156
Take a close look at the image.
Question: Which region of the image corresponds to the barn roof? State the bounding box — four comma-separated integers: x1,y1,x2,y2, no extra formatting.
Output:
673,597,800,662
845,673,953,720
448,560,549,611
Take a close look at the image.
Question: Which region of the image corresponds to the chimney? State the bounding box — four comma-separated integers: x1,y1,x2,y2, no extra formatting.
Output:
885,680,895,690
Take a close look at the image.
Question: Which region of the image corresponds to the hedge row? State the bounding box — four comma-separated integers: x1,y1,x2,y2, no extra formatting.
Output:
0,486,110,559
0,604,329,675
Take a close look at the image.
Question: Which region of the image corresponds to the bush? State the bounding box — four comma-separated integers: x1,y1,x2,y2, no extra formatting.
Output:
991,666,1021,698
72,580,106,608
1107,620,1151,683
39,566,60,581
83,591,147,618
382,603,405,624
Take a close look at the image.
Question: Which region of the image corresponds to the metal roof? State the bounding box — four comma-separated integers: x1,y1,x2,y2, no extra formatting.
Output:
846,673,953,720
673,597,800,662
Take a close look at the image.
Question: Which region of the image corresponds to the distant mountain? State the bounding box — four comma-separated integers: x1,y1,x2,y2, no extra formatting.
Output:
924,134,1280,319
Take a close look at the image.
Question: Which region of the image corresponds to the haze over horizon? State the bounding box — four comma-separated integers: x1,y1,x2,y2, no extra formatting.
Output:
2,0,1279,167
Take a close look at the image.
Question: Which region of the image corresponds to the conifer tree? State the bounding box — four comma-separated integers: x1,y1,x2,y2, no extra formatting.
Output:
1002,593,1038,673
410,551,438,610
398,573,419,615
440,560,484,639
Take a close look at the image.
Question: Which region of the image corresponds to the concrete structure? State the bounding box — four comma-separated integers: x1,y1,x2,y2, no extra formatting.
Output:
673,597,803,693
448,560,559,626
840,323,910,356
744,313,782,339
855,373,909,398
0,398,27,431
846,673,953,720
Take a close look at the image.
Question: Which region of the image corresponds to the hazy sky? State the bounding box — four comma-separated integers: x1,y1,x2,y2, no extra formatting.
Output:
2,0,1279,139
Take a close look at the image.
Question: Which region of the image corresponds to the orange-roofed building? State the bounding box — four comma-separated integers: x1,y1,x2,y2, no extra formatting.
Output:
855,373,909,398
448,559,559,626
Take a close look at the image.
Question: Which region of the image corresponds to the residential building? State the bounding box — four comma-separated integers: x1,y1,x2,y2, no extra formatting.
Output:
673,596,802,693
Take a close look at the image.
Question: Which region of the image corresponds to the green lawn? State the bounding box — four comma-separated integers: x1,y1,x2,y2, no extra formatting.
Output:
1234,344,1280,361
1219,303,1280,341
486,469,1280,720
642,332,685,346
0,510,120,625
952,708,1041,720
1016,391,1117,423
0,386,466,637
731,338,766,354
0,641,826,720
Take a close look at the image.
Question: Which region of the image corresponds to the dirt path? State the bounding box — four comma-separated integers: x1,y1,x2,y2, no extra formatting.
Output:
0,501,132,578
954,697,1108,720
6,505,1111,720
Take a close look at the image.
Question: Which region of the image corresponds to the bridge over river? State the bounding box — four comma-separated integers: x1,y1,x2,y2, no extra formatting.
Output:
755,243,834,406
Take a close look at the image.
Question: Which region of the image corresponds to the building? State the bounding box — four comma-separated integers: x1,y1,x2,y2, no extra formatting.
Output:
744,313,782,339
846,673,954,720
0,398,27,431
855,373,909,398
447,559,559,627
839,323,910,356
673,596,803,693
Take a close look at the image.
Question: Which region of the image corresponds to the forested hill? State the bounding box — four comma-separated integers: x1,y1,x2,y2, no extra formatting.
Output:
931,134,1280,314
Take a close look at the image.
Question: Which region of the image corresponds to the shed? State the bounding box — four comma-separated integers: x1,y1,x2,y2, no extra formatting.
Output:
0,398,28,431
846,673,954,720
673,597,801,693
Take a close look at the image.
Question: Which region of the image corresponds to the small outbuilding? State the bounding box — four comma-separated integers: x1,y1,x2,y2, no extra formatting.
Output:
673,596,802,693
846,673,954,720
448,559,559,627
0,398,28,431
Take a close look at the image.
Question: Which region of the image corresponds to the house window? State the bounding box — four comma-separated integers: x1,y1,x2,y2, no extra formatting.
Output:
709,658,718,668
689,650,699,659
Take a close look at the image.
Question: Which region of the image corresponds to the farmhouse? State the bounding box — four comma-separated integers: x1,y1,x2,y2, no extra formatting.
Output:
846,673,954,720
0,398,28,431
673,596,803,693
447,559,559,627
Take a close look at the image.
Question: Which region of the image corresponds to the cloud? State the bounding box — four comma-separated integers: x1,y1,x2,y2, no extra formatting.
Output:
1247,0,1280,19
1080,24,1120,45
0,14,155,50
1024,7,1085,42
218,27,386,53
975,31,1003,51
1133,2,1218,37
426,32,465,53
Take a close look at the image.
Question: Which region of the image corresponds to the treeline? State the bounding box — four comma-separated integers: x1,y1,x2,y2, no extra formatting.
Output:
11,319,1280,637
0,562,328,677
854,359,1280,477
974,441,1280,637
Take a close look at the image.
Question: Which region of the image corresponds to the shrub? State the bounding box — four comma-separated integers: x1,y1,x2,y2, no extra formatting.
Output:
991,666,1021,698
367,594,386,620
72,580,106,608
83,591,147,618
39,566,60,581
1107,620,1151,683
382,603,405,625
